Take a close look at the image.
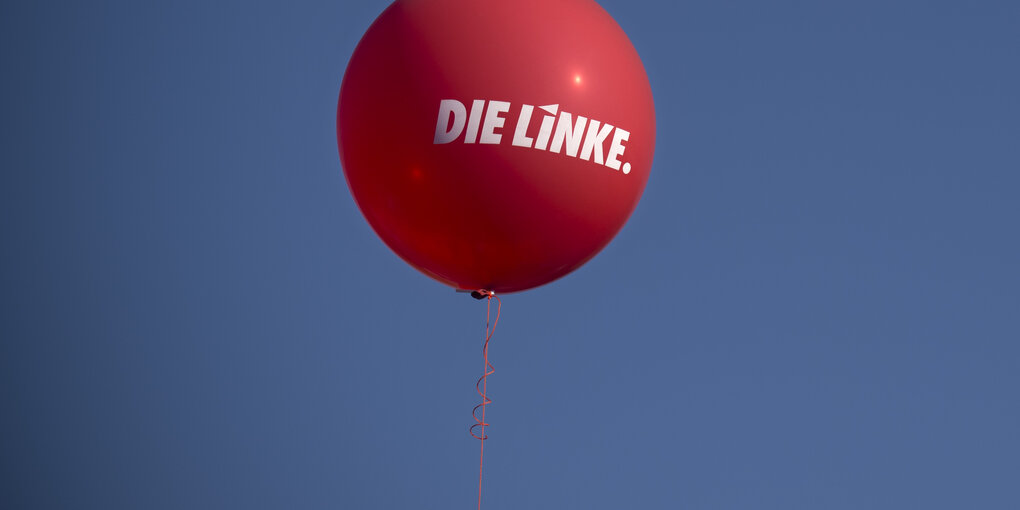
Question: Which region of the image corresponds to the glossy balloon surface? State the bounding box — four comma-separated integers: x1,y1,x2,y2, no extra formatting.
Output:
338,0,655,292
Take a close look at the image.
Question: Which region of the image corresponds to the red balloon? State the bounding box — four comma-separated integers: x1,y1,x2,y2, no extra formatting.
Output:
337,0,655,293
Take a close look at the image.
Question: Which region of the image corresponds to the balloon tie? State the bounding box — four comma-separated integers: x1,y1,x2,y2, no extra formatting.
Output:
469,290,500,510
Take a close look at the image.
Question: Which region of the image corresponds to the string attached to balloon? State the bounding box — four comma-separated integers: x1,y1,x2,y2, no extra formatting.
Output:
468,290,500,510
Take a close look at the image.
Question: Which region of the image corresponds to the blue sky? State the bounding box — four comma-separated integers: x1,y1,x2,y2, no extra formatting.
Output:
2,1,1018,508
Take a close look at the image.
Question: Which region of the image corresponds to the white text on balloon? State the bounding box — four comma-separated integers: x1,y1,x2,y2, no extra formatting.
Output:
434,99,632,174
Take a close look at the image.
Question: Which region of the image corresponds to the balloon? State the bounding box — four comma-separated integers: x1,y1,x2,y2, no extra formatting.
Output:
337,0,655,293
